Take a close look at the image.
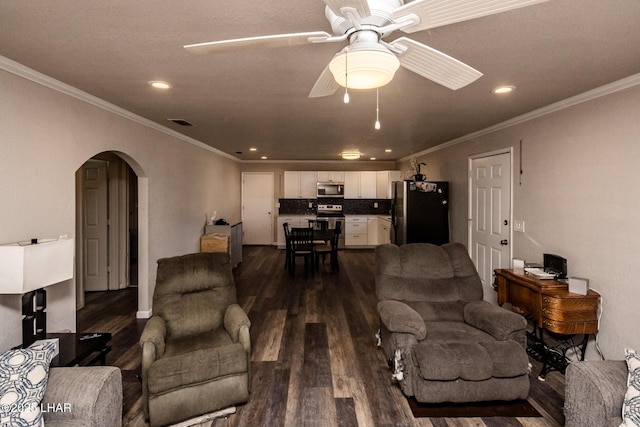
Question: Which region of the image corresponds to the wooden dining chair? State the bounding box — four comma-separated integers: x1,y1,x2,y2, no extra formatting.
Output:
314,220,341,272
289,227,314,275
283,222,292,271
307,219,329,245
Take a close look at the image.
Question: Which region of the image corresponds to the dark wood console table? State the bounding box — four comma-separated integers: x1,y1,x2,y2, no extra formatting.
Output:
494,269,600,379
47,332,112,367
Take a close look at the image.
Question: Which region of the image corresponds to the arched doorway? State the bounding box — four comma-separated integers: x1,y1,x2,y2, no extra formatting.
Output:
75,151,142,311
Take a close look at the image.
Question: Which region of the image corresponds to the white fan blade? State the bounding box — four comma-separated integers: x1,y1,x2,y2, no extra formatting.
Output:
393,0,549,33
390,37,482,90
308,65,340,98
323,0,371,20
184,31,332,54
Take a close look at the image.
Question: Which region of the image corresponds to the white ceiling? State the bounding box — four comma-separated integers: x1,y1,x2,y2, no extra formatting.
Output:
1,1,639,161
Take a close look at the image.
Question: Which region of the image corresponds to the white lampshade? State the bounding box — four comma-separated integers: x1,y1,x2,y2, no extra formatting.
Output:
0,238,74,294
329,48,400,89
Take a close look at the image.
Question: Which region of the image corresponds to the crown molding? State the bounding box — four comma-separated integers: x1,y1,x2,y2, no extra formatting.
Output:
400,72,640,162
0,56,239,162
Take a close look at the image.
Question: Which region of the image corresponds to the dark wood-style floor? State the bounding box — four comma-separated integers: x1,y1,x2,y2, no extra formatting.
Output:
78,246,566,427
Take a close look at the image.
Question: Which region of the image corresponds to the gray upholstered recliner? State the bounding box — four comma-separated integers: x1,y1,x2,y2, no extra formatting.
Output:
375,243,530,403
139,252,251,427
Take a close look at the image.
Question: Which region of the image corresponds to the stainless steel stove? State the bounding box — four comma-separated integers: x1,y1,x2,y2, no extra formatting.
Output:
316,204,345,248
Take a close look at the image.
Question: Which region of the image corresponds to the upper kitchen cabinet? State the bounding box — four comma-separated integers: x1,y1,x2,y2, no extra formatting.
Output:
316,171,344,182
284,171,317,198
344,171,377,199
376,170,403,199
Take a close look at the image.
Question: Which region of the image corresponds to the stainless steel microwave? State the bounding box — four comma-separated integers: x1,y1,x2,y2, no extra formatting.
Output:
317,182,344,198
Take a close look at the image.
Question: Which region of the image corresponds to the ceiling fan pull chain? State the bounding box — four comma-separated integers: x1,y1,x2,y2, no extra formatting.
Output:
375,88,381,130
343,48,350,104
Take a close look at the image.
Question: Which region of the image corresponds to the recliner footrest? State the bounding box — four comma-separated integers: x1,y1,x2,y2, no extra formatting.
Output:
414,340,528,381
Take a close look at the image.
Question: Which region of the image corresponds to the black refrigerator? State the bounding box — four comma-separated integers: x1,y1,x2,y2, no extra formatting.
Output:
391,180,449,246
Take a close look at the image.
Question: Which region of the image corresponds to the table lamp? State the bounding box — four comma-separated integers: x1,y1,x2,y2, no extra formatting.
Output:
0,237,74,347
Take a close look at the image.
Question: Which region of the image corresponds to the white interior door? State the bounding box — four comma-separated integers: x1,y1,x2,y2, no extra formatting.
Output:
242,172,274,245
469,151,512,303
82,159,109,291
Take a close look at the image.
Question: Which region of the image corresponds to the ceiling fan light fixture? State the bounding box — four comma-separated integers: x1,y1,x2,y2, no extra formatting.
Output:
341,152,361,160
329,49,400,90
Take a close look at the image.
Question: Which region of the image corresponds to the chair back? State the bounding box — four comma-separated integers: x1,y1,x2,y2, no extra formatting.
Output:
153,252,237,339
375,243,483,321
291,227,314,252
308,219,328,234
334,220,342,236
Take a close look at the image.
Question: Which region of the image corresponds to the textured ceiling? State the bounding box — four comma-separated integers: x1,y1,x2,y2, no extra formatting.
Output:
1,0,639,161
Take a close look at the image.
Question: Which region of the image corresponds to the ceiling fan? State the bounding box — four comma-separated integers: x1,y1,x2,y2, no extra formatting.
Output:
184,0,549,98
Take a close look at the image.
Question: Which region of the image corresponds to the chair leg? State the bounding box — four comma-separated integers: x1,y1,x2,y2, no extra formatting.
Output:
284,248,290,270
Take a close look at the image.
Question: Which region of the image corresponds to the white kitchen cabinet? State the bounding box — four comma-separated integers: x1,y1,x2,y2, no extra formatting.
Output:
345,216,369,247
368,217,378,246
377,217,392,245
284,171,317,198
344,171,377,199
376,170,403,199
316,171,344,182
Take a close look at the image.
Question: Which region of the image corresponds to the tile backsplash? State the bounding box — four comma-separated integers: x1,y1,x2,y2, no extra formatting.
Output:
279,199,391,215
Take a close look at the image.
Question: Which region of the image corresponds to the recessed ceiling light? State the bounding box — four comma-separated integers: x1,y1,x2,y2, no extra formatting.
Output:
261,156,267,160
492,85,516,94
149,81,172,89
341,152,361,160
385,149,392,153
370,157,376,160
249,148,257,152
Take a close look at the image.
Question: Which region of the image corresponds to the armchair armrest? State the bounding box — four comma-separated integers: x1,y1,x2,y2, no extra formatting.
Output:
139,316,166,358
565,361,627,427
43,366,122,427
377,300,426,340
139,315,166,420
464,300,526,342
224,303,251,354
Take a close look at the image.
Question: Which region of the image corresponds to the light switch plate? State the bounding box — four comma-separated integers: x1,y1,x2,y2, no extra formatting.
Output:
513,220,525,232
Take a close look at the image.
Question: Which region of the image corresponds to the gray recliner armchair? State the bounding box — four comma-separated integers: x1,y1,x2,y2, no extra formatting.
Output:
139,252,251,427
375,243,530,403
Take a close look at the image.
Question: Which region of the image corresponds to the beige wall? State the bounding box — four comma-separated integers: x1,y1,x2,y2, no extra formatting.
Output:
403,84,640,360
0,68,241,350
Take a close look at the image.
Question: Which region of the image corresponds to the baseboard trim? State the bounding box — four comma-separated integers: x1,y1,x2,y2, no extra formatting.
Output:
136,310,152,319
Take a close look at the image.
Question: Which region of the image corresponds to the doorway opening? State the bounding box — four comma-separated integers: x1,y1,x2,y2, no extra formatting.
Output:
76,152,139,310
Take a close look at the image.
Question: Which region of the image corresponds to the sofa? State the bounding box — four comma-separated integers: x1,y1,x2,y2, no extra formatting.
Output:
375,243,530,403
564,360,627,427
0,337,122,427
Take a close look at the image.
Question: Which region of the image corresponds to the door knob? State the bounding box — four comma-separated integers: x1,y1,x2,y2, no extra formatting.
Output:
500,239,508,246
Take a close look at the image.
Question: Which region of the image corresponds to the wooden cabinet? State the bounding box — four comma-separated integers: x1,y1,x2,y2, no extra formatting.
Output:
344,171,377,199
376,170,403,199
495,269,600,335
284,171,317,198
316,171,344,182
204,222,243,268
